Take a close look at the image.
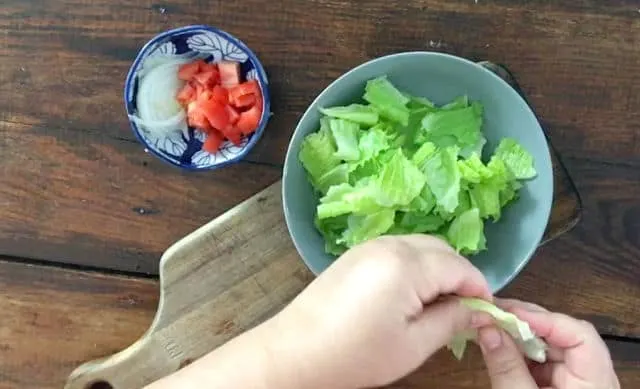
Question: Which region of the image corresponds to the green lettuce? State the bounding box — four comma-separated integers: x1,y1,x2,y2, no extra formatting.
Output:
446,208,485,254
320,104,379,126
448,298,548,363
375,149,426,207
299,76,537,255
494,138,537,179
423,146,461,213
339,209,396,247
329,119,360,161
299,127,341,188
364,76,410,125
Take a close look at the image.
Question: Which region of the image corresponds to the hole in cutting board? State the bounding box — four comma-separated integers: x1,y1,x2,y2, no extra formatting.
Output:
87,381,113,389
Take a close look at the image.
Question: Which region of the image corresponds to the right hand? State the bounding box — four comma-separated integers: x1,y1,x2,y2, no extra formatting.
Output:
477,298,620,389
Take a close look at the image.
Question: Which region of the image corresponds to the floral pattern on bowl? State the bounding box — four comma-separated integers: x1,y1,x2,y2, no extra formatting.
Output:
124,25,270,170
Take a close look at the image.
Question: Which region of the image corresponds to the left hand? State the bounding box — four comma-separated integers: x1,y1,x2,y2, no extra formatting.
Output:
263,234,492,389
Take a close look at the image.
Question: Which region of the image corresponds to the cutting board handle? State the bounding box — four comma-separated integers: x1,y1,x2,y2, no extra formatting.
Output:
65,182,311,389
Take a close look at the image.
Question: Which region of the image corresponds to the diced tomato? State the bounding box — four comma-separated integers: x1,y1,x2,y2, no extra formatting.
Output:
220,124,243,145
177,60,205,81
211,85,229,104
197,89,213,104
228,80,259,108
233,94,257,109
200,62,219,73
193,81,205,98
176,83,196,106
193,70,219,88
199,99,229,130
225,105,240,124
228,80,259,102
187,109,212,132
235,104,262,135
202,130,224,153
218,61,241,88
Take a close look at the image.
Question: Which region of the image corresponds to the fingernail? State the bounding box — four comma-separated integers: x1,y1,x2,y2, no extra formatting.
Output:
479,327,502,351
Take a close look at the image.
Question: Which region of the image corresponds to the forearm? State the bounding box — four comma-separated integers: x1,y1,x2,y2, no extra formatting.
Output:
145,318,309,389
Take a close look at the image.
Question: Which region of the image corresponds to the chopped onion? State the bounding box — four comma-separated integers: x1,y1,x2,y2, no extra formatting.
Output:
131,57,196,136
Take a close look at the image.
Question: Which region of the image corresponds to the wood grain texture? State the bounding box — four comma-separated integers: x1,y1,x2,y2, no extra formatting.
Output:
0,60,581,276
1,0,640,164
0,256,638,389
57,182,635,388
0,120,280,274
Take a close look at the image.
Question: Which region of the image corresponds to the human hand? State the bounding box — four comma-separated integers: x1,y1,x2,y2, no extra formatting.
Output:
477,298,620,389
265,234,492,389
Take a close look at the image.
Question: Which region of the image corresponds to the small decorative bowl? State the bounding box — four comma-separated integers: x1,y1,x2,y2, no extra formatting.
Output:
124,25,270,170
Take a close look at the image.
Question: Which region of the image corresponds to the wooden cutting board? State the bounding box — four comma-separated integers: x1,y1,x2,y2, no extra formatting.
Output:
64,63,582,389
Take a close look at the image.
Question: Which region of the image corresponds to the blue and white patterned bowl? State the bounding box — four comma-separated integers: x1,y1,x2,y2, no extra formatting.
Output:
124,25,270,170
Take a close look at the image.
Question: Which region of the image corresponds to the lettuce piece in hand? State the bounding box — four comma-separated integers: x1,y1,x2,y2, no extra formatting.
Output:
299,127,341,188
364,76,411,125
423,146,461,213
320,104,379,126
494,138,537,179
339,209,396,247
329,119,361,161
448,298,548,363
446,208,485,254
376,149,426,207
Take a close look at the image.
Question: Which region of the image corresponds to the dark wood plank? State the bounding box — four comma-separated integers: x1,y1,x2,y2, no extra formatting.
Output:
0,1,584,274
0,114,581,275
1,0,640,165
0,120,281,274
0,259,638,389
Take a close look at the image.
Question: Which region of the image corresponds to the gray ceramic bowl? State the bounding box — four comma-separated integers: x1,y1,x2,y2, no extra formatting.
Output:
282,52,553,292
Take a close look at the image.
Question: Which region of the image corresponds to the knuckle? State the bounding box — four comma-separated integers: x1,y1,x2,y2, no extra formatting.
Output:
489,355,524,379
579,319,598,334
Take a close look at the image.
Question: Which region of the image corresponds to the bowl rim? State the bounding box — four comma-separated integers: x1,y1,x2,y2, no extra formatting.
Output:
123,24,271,171
282,51,553,292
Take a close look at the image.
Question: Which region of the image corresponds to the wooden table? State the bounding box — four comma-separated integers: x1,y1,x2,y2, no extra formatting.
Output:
1,1,640,388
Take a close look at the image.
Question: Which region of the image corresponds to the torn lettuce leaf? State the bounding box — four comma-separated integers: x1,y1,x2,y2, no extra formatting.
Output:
375,149,426,207
364,76,411,125
494,138,537,179
300,76,536,255
339,209,396,247
446,207,485,254
423,146,461,213
319,104,379,126
299,127,341,187
420,104,482,151
329,119,361,161
316,182,381,219
316,163,350,195
448,298,548,363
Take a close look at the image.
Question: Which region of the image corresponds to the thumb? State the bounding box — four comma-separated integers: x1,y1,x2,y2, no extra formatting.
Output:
409,298,475,355
478,326,538,389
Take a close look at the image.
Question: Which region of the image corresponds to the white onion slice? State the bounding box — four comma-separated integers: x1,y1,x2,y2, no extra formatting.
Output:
131,58,195,136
